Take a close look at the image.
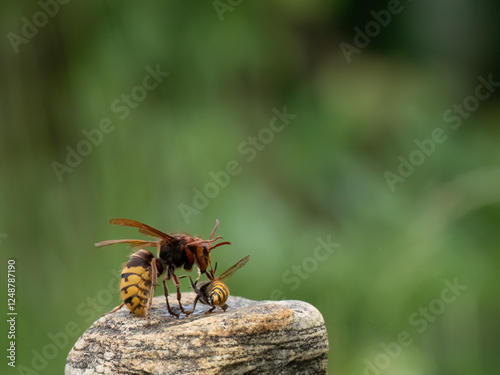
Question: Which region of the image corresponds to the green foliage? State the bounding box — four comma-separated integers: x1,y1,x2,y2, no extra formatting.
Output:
1,1,500,374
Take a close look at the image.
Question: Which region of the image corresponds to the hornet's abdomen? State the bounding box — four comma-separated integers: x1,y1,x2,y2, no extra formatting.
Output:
120,250,154,316
209,281,229,306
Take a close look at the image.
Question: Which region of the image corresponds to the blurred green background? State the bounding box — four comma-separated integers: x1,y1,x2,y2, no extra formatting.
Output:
1,1,500,374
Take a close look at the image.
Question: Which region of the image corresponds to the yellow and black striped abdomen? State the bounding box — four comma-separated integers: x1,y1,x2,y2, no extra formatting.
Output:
209,281,229,306
120,250,154,316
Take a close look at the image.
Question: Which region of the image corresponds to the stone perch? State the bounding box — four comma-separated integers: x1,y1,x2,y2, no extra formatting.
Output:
65,293,329,374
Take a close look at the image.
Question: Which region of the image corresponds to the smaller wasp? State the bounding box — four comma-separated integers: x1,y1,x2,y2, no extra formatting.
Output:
183,255,249,315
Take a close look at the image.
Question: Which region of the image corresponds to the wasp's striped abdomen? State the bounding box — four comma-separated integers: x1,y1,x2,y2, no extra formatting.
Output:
120,250,155,316
210,281,229,306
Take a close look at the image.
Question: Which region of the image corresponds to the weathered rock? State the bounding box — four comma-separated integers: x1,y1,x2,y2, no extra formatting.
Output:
65,293,328,374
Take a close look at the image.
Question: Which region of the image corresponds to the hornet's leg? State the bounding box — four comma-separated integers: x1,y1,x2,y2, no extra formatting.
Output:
104,302,125,316
188,296,200,316
195,266,202,282
169,270,186,314
184,295,199,316
205,306,216,314
162,279,179,318
146,259,158,325
180,275,198,316
207,258,216,280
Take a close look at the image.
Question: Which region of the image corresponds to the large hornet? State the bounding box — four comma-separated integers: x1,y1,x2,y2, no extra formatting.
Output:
95,219,230,323
183,255,249,315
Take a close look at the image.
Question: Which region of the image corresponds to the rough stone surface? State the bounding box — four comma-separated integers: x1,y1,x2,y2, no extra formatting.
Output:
65,293,328,374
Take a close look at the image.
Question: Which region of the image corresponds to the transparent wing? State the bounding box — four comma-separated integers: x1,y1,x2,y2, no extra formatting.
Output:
217,255,250,281
94,239,159,248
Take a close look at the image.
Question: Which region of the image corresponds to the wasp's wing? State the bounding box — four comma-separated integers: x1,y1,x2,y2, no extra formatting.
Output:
217,255,250,281
110,218,176,242
94,239,159,248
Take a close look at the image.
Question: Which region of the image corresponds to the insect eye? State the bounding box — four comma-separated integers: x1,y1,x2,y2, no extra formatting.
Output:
202,244,211,258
